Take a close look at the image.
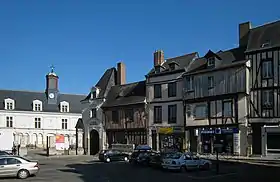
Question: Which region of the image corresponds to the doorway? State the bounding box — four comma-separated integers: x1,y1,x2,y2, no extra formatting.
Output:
90,130,100,155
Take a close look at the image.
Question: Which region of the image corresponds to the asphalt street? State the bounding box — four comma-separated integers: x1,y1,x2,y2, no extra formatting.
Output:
0,156,280,182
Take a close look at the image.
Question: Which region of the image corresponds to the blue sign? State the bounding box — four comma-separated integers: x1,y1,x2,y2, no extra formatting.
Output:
200,128,239,135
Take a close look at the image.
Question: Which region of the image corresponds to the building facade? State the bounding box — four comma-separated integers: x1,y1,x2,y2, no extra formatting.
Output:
81,67,117,155
244,20,280,156
102,62,147,147
146,50,198,152
182,46,250,156
0,68,85,149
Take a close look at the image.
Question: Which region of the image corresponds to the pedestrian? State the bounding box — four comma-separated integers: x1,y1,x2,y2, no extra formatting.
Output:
17,144,21,155
12,146,17,155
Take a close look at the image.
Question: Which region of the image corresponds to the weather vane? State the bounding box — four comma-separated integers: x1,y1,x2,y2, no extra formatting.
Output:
50,65,55,73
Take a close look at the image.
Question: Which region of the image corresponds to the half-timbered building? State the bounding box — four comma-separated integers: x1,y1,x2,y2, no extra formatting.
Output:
244,20,280,156
102,63,147,147
182,46,250,156
146,50,198,152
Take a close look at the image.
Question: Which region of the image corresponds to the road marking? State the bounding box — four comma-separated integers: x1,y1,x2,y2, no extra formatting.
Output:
187,172,237,180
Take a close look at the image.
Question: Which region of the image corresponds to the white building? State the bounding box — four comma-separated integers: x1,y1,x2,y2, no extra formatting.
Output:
146,50,198,152
0,68,85,149
81,67,117,155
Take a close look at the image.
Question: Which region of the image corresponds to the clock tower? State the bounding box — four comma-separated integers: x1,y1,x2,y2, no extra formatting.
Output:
46,65,59,104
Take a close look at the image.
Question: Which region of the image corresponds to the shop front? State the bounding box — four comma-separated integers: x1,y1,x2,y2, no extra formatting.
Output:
157,127,185,153
191,127,240,155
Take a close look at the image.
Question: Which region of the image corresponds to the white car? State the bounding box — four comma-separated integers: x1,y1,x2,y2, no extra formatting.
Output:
162,152,211,172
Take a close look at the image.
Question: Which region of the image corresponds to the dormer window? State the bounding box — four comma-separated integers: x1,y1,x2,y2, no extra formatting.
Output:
4,98,15,110
169,63,176,71
90,87,100,99
33,100,42,111
60,101,69,112
207,57,215,67
91,92,96,99
154,66,161,73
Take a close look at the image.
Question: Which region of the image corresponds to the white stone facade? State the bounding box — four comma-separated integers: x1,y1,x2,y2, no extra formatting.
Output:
0,110,80,149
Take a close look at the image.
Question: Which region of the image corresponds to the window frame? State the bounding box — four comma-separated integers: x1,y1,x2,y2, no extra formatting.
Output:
262,90,273,109
154,106,162,124
208,76,214,89
222,100,233,117
125,109,134,122
168,104,177,124
112,110,119,123
185,76,194,91
168,82,177,97
261,59,273,79
154,84,162,98
6,116,13,128
62,119,68,129
207,57,215,67
194,104,207,119
35,118,41,129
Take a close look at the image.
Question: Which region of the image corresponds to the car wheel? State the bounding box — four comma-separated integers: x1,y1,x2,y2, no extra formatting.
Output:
106,158,111,163
17,169,30,179
203,163,210,170
180,165,187,172
124,157,128,162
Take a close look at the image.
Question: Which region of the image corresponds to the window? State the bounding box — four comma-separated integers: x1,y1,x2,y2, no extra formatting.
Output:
6,158,21,165
208,76,214,89
154,106,162,123
112,110,119,123
91,108,97,118
91,91,96,99
125,109,134,122
62,119,68,129
35,118,41,128
0,159,6,165
7,102,13,110
186,105,191,118
5,98,15,110
262,90,273,108
168,105,177,124
34,104,41,111
154,84,162,98
168,82,177,97
169,63,175,70
61,105,68,112
6,116,13,127
194,105,207,119
262,60,273,79
207,57,215,66
223,101,232,117
185,76,194,91
155,66,161,73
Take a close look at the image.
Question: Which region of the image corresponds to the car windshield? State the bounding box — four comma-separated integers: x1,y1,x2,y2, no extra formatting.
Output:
166,153,182,159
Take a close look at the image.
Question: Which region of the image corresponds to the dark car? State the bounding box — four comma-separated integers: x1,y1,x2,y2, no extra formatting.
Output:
98,150,130,163
149,152,164,169
129,145,152,165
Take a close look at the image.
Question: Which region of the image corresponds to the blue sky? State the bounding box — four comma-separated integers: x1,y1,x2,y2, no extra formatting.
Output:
0,0,279,95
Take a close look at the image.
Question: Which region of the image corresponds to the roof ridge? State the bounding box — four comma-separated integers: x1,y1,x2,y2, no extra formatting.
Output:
0,89,86,96
252,19,280,30
166,52,198,60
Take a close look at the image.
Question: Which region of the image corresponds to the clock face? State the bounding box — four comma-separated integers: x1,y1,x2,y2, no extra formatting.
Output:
49,93,55,99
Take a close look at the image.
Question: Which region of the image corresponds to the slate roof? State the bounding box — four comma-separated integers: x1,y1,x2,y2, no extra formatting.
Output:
146,52,198,77
0,90,85,113
102,81,146,108
184,46,247,76
246,20,280,52
82,68,116,101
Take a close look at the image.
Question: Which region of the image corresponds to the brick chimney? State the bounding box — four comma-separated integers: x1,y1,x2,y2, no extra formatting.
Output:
154,50,164,66
117,62,126,85
239,21,251,47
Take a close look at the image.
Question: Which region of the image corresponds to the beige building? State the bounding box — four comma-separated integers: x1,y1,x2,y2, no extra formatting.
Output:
146,50,198,152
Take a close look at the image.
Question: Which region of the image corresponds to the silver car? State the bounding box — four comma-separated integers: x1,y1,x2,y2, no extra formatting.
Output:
0,156,39,179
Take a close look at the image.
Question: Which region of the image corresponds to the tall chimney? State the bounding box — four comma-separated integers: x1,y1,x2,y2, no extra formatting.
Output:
117,62,126,85
154,50,164,66
239,21,251,47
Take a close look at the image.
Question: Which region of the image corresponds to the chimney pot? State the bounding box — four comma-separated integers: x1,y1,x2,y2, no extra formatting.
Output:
239,21,251,47
154,50,164,66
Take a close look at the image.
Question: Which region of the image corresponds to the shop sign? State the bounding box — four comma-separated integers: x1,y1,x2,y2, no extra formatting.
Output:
201,130,215,134
173,127,184,133
158,127,173,134
200,128,239,134
221,128,239,134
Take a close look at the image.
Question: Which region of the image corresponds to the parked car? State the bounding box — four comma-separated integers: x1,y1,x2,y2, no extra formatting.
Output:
129,145,152,165
0,151,11,156
98,150,130,163
149,152,164,168
162,152,212,172
0,156,39,179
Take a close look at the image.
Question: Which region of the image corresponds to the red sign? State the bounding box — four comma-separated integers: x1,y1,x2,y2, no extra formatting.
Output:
56,135,65,143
